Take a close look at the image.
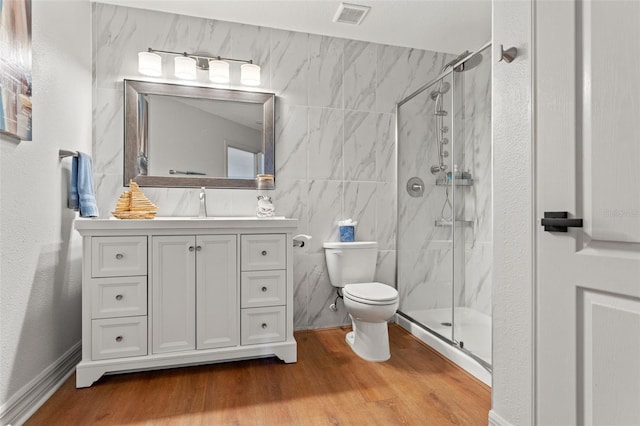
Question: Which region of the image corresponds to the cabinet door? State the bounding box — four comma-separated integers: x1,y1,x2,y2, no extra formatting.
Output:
152,236,196,353
196,235,238,349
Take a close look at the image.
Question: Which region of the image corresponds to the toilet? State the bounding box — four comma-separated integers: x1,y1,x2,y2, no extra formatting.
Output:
323,241,399,361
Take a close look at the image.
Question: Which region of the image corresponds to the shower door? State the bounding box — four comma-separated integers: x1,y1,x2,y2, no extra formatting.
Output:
397,44,492,367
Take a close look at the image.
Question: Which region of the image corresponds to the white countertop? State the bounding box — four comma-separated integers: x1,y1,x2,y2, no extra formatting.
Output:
74,216,299,233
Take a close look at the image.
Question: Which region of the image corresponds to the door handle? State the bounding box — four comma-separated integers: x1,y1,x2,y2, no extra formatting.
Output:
541,211,583,232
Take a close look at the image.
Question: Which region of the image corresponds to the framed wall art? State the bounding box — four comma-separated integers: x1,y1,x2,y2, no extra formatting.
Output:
0,0,32,141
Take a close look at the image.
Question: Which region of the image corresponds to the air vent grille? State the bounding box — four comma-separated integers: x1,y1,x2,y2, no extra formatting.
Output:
333,3,371,25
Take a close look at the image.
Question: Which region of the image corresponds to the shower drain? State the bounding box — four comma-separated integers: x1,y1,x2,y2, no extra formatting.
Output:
440,322,452,327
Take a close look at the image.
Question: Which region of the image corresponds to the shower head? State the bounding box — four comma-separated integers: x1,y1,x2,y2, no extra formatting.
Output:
429,82,451,100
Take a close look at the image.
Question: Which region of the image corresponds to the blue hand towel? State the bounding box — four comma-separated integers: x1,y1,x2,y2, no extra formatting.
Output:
68,156,79,211
77,152,99,217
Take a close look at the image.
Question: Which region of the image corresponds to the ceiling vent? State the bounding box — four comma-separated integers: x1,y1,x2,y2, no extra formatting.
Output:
333,3,371,25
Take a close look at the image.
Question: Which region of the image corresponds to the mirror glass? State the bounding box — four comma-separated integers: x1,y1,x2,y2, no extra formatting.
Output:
124,80,275,189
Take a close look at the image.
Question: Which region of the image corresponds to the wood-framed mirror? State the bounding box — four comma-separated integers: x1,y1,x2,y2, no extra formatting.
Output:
124,79,275,189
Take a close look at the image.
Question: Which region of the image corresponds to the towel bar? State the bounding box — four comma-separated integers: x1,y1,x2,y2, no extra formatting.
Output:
59,149,78,159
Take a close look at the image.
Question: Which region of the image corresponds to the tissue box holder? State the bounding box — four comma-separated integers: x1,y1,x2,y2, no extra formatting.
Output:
339,225,355,242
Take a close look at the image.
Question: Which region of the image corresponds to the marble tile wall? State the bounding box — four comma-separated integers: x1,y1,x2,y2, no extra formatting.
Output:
92,3,451,330
397,45,492,318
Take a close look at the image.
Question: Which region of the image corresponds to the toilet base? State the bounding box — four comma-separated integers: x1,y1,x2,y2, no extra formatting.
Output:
345,318,391,362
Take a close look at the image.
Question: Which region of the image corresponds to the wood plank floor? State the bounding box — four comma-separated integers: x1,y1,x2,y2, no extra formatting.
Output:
27,325,490,425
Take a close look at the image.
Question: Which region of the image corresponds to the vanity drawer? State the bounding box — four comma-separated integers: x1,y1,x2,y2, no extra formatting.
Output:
241,306,286,345
92,236,147,277
91,316,147,360
241,234,286,271
91,276,147,319
241,270,286,308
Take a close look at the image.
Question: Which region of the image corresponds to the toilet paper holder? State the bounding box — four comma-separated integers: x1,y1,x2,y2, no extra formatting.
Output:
293,234,312,248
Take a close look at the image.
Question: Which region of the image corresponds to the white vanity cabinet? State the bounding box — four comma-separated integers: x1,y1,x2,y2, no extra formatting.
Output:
75,217,298,388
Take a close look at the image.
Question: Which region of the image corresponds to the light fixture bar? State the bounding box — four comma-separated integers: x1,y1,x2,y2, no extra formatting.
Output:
146,48,254,69
139,47,261,85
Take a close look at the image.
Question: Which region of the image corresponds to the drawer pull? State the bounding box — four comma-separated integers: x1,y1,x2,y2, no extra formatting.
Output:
261,250,267,256
261,286,268,292
196,245,202,251
261,323,268,329
115,335,123,342
189,246,195,252
115,253,124,260
115,294,123,301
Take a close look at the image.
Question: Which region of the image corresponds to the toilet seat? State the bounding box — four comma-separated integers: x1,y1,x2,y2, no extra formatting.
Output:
344,282,398,305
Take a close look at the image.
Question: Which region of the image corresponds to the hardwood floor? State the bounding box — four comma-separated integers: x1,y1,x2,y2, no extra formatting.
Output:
27,325,490,425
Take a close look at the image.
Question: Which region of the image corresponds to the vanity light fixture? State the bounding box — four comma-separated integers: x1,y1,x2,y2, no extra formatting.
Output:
137,48,261,86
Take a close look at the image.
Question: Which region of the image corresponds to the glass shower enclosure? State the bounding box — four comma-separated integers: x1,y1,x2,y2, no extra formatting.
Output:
396,43,492,369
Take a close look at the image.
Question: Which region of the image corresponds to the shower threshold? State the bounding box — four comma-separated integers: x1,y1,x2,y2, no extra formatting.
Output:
395,309,492,386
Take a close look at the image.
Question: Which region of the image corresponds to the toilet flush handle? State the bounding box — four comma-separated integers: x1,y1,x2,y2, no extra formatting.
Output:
332,250,343,256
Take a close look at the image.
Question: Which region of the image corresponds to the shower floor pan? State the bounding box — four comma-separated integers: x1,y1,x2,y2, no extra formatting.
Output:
396,307,492,385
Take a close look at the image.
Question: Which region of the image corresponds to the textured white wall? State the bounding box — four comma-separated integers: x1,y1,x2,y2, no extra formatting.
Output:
0,0,91,410
491,0,533,425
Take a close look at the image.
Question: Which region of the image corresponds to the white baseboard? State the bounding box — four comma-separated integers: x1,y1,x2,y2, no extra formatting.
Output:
0,341,81,426
489,410,514,426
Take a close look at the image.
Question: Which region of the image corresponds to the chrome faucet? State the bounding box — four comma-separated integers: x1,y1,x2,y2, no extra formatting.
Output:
199,187,208,218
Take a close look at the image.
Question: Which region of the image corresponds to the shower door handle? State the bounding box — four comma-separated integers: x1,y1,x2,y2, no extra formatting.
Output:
541,211,583,232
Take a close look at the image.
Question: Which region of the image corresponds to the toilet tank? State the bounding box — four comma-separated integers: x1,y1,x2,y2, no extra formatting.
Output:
323,241,378,287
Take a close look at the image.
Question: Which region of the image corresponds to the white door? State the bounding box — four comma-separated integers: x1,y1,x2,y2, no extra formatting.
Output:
535,1,640,424
152,235,196,353
196,235,238,349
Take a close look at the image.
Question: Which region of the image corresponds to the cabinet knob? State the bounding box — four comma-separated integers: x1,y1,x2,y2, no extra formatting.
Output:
196,246,202,251
115,336,123,342
189,246,195,252
261,286,268,292
261,323,268,329
261,250,267,256
115,253,124,260
115,294,123,301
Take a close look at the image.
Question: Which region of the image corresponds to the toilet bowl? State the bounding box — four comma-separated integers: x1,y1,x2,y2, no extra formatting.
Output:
323,242,399,361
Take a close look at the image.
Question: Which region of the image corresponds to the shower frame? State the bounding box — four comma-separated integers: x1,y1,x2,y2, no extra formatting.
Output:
394,41,492,374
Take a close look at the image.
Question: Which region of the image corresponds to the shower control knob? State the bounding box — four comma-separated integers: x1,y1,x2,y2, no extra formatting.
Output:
442,151,449,158
441,126,449,133
442,138,449,145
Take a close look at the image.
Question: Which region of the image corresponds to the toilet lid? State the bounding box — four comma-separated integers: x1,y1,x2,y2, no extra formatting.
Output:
344,282,398,304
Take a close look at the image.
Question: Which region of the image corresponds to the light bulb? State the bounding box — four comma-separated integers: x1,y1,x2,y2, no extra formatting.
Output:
209,60,230,83
138,51,162,76
174,56,197,80
240,63,261,86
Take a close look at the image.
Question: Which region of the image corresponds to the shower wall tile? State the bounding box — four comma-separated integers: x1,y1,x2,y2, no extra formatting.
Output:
94,4,451,330
344,111,377,181
94,88,123,176
343,181,377,242
375,250,397,287
376,45,452,113
308,180,343,254
292,251,312,330
306,252,351,329
344,40,377,111
275,104,308,180
95,4,146,90
273,179,310,234
187,17,232,58
377,181,396,250
231,189,258,216
270,29,308,106
375,113,396,183
307,107,344,180
308,35,344,108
